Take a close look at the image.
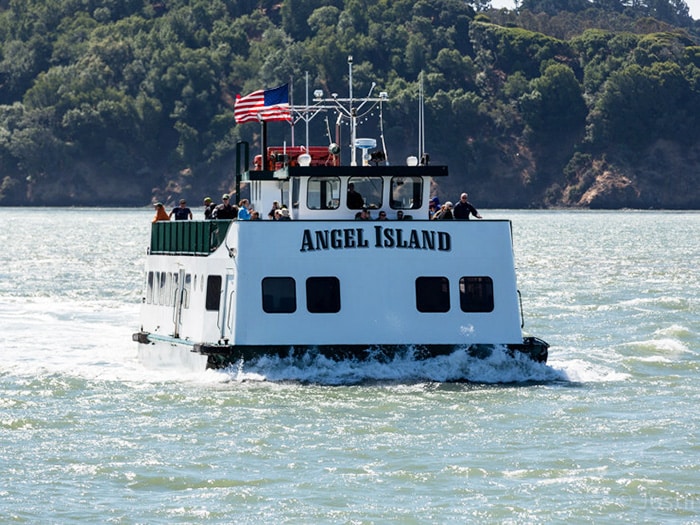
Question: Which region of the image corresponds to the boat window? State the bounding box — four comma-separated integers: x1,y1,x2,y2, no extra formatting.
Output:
159,272,168,306
306,277,340,313
184,273,192,309
153,272,160,305
307,177,340,210
415,277,450,313
146,271,154,304
206,275,222,311
348,177,383,209
459,277,494,312
292,178,300,209
167,272,174,306
391,176,423,210
171,272,178,306
262,277,296,313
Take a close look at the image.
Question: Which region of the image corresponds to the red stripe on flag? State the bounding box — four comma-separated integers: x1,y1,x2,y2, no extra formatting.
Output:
234,85,291,124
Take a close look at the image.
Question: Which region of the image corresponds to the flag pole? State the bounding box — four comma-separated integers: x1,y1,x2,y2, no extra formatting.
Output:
290,75,295,147
261,119,268,171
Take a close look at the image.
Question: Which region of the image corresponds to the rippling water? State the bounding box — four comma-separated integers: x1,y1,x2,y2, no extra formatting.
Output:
1,208,698,523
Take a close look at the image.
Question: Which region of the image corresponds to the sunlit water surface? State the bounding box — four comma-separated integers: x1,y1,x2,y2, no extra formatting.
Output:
1,208,698,523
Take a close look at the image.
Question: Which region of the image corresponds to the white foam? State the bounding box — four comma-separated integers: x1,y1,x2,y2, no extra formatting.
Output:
208,346,569,385
554,358,631,383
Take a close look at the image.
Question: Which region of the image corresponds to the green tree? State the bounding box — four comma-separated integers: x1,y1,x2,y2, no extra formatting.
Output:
520,63,587,137
590,61,693,147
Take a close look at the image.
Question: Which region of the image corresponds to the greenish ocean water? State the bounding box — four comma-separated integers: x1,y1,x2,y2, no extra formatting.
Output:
1,208,698,523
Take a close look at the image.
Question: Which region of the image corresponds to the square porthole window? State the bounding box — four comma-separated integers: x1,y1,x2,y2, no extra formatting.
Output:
206,275,222,311
415,276,450,312
459,277,494,312
306,277,341,313
262,277,297,313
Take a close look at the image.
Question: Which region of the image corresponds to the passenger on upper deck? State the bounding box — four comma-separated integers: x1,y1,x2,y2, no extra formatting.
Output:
152,202,169,223
453,192,482,220
238,199,251,220
278,208,291,220
434,202,454,220
212,194,237,220
355,208,370,220
377,211,388,220
203,197,216,219
267,200,281,220
170,199,192,220
429,196,440,219
347,183,364,209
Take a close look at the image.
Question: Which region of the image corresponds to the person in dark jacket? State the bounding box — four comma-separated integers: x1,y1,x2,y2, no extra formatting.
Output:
453,193,482,220
170,199,192,220
347,183,364,209
437,201,454,220
203,197,216,219
212,194,237,219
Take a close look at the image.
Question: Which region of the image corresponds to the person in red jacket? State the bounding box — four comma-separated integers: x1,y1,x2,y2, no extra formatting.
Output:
152,202,169,223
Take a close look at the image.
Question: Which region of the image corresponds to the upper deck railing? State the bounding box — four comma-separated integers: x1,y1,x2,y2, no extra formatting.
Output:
150,220,232,255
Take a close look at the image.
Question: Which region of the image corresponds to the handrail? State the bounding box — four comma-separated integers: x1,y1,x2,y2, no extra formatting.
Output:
150,220,233,255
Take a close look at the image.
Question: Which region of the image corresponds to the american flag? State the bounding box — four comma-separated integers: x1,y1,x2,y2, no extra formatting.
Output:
234,84,292,124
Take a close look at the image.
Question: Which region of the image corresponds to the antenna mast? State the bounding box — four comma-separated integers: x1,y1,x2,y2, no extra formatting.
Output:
418,72,425,160
291,56,388,165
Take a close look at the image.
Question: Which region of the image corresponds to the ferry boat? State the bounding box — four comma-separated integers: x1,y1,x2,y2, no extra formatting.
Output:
132,68,549,370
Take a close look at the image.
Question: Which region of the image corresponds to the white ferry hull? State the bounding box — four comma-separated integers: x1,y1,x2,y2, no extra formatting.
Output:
134,339,548,371
133,217,548,371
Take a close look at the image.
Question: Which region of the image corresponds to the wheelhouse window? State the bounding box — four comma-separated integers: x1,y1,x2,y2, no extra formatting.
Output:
459,277,494,312
391,176,423,210
348,176,383,209
262,277,296,313
307,177,340,210
306,277,340,313
206,275,222,311
416,276,450,313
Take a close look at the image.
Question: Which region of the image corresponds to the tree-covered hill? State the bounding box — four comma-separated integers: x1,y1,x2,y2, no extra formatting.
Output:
1,0,699,208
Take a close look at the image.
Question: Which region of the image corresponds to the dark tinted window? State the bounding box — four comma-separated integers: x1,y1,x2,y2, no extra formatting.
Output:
415,277,450,312
262,277,296,313
459,277,494,312
206,275,222,311
306,277,341,313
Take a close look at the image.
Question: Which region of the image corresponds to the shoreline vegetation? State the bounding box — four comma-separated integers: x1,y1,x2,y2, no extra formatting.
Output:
1,0,699,209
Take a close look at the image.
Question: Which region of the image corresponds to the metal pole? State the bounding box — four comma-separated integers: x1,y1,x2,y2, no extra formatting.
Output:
348,56,357,166
305,71,310,149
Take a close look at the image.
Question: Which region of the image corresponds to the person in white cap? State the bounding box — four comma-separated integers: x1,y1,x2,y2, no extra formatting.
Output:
453,192,482,220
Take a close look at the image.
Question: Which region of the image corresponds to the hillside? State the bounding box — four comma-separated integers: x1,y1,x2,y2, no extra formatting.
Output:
1,0,699,208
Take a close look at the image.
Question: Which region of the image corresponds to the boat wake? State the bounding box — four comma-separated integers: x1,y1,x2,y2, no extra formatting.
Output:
215,346,568,386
